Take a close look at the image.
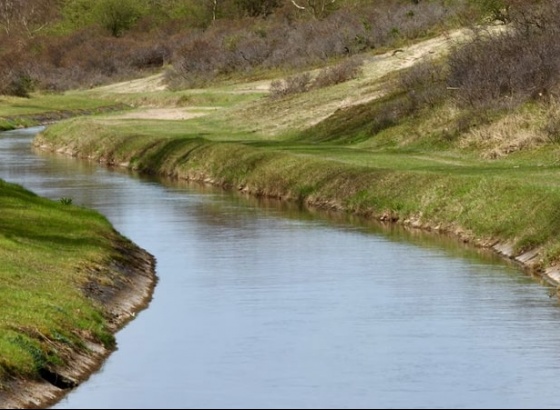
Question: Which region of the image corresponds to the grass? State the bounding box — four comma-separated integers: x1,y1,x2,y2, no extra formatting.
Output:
0,179,134,385
36,104,560,265
0,92,127,130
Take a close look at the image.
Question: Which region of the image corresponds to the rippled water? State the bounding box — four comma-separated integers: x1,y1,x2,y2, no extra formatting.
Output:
2,127,560,409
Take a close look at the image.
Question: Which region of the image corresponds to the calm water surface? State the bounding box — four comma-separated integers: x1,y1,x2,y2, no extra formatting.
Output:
2,127,560,409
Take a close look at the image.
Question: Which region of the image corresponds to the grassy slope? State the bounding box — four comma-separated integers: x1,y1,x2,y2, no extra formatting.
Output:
0,93,127,130
33,27,560,273
0,179,135,387
0,86,156,393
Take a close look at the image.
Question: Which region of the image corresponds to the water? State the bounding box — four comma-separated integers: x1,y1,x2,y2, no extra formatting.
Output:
2,127,560,409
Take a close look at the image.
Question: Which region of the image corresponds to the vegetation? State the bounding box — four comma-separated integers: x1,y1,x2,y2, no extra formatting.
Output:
32,0,560,268
0,92,126,130
4,0,560,402
0,179,139,387
0,0,479,94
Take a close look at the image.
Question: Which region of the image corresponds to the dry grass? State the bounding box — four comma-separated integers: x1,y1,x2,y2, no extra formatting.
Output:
459,107,550,158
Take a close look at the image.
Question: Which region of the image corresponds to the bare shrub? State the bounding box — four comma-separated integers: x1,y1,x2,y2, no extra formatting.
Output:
0,70,35,97
269,79,286,98
0,46,36,97
30,29,173,91
358,0,468,49
312,57,363,89
166,0,470,89
232,32,270,69
446,0,560,109
128,41,171,69
447,30,560,109
269,72,312,99
169,33,226,87
399,58,447,111
508,0,560,36
0,0,472,93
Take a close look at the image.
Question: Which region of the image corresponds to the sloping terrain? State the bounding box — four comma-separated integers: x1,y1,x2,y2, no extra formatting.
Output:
95,27,476,127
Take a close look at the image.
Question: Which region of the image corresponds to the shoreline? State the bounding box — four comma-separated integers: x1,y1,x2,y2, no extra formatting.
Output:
15,132,557,408
38,136,560,290
0,239,157,409
0,105,131,132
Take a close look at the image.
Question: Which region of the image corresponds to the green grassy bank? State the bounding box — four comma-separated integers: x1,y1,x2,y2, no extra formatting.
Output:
23,28,560,278
0,93,128,131
0,177,155,403
35,105,560,275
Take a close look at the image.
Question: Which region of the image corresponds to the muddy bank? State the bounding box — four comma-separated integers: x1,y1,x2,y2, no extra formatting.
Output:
0,237,157,409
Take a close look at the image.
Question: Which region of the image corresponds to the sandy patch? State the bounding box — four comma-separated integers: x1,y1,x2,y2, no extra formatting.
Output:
231,25,509,137
94,73,167,94
112,107,218,121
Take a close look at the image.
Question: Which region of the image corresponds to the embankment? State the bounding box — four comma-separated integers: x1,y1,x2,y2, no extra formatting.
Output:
0,105,129,131
0,240,156,409
0,179,157,409
34,122,560,292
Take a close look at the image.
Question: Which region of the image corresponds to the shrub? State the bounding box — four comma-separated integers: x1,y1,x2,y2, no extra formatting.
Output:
3,72,35,98
446,0,560,109
95,0,147,37
312,57,363,89
269,73,312,99
399,58,448,112
0,0,473,93
0,48,36,97
59,197,73,205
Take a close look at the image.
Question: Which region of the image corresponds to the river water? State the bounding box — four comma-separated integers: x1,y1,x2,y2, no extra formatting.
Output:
2,127,560,409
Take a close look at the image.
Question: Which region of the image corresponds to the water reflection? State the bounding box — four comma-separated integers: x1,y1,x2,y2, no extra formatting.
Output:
1,128,560,409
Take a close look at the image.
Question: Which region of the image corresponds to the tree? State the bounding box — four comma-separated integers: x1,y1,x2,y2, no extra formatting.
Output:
57,0,151,36
95,0,146,37
469,0,511,23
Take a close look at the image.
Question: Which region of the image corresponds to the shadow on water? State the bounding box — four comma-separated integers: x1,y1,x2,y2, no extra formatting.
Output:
147,172,522,277
20,128,526,278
